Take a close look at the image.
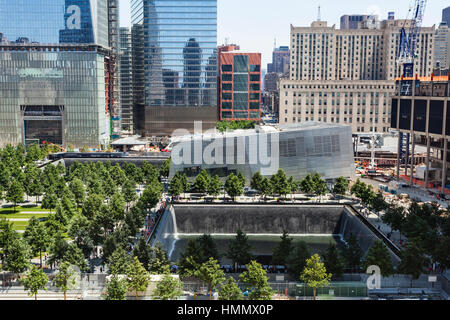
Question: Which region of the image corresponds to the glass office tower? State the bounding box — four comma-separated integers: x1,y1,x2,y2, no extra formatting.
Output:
0,0,118,148
131,0,218,137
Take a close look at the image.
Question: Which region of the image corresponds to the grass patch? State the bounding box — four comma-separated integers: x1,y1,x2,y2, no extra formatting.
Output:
0,213,51,219
0,205,49,214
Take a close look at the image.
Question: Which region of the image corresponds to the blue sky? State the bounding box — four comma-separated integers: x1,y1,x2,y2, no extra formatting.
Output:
119,0,448,68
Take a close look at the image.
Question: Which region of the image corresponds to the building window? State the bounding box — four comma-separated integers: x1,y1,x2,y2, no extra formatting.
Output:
250,65,261,72
222,65,232,72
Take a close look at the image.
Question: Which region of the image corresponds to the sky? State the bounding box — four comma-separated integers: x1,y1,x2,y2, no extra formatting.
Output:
119,0,449,69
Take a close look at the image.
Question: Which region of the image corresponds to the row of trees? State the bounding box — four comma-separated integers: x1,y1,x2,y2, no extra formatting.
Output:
351,178,450,280
169,169,351,201
0,144,167,283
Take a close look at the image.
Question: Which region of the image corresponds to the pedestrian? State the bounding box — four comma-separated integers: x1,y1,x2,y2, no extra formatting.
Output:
100,266,103,273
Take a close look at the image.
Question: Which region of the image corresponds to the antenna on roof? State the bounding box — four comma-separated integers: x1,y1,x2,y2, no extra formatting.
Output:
274,38,277,49
318,5,321,21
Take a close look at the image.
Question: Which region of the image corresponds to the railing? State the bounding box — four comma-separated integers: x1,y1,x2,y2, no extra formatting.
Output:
346,204,401,258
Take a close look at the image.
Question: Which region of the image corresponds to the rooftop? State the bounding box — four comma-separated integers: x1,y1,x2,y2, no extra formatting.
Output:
111,136,148,146
172,122,349,142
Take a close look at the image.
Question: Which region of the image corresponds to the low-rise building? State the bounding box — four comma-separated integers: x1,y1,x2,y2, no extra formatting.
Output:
169,122,355,182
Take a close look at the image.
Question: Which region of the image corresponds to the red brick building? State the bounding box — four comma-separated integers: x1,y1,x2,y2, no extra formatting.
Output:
217,45,262,121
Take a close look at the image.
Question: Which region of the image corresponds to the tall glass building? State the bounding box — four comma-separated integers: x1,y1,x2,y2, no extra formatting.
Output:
131,0,218,137
0,0,119,148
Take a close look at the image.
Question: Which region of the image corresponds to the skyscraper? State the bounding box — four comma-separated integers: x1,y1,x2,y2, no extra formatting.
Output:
340,15,376,30
120,27,133,132
0,0,119,148
433,22,450,70
279,18,435,134
443,7,450,26
269,46,290,75
131,0,218,137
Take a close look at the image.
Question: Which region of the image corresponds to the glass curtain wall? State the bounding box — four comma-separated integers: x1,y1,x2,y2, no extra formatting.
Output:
131,0,217,107
0,0,108,46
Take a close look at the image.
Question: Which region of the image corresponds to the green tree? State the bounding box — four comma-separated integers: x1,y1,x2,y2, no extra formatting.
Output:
48,233,69,267
68,214,94,258
398,240,428,287
20,265,48,300
382,205,406,238
41,188,58,213
87,178,104,197
62,243,89,272
23,217,51,268
81,194,104,219
197,234,220,262
271,169,290,198
227,230,254,268
312,173,328,197
250,172,264,195
139,180,163,211
194,258,226,300
288,176,299,198
362,240,394,277
168,174,183,198
109,247,132,275
300,254,332,301
272,231,293,267
350,179,366,198
286,241,310,277
61,193,78,220
110,164,127,187
104,274,129,300
148,242,171,275
237,172,246,190
178,239,204,277
102,175,117,200
333,177,349,197
322,243,345,279
123,179,138,210
152,274,184,300
126,256,150,300
208,175,223,199
3,237,31,275
194,170,211,195
142,163,160,184
26,144,43,162
69,178,85,208
259,177,273,201
219,277,244,300
133,237,153,271
225,174,244,201
160,158,171,178
0,219,19,266
239,261,274,300
109,192,126,222
370,191,388,213
53,261,78,300
6,179,24,212
180,173,190,198
343,233,363,272
300,174,315,195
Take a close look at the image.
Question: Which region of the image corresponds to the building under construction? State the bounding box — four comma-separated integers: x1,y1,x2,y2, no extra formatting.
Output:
0,0,120,148
391,75,450,194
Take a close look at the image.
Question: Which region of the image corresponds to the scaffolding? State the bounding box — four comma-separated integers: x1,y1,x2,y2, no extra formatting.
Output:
108,0,121,139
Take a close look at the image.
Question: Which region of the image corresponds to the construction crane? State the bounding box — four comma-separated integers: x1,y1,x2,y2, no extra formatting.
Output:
396,0,427,182
397,0,428,79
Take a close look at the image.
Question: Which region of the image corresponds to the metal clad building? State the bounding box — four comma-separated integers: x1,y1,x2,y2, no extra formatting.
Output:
169,122,355,182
